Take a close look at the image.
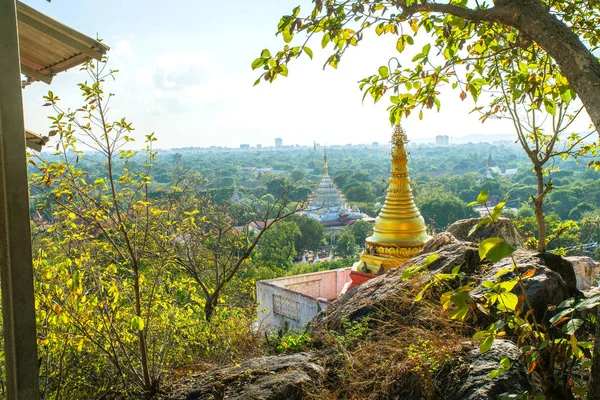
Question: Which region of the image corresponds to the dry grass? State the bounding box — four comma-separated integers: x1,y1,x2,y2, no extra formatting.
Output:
306,280,472,400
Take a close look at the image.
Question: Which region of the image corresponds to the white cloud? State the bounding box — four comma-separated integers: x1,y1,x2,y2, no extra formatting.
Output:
114,40,133,57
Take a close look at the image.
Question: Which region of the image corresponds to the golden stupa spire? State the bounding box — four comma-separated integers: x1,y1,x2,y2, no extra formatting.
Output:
367,124,428,246
355,124,430,273
323,148,328,175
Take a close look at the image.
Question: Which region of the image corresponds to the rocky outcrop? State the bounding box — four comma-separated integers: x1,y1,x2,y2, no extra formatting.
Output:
450,340,533,400
168,353,323,400
471,250,580,323
172,220,592,400
309,239,480,333
566,256,600,290
447,217,524,248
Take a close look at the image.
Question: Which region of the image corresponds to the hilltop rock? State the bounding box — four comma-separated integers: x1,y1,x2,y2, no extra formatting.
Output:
450,340,533,400
308,238,480,334
471,251,580,323
171,219,590,400
566,256,600,290
167,352,323,400
447,217,523,248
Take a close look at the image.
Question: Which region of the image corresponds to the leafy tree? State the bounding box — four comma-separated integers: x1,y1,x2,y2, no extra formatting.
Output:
347,220,373,246
256,221,302,268
288,214,325,251
345,183,376,203
253,0,600,140
352,201,380,217
163,187,303,320
335,230,357,258
291,169,306,181
266,178,288,198
482,40,595,252
31,60,171,396
419,194,478,232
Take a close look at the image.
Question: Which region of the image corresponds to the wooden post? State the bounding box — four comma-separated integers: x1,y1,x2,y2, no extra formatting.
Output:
0,0,41,398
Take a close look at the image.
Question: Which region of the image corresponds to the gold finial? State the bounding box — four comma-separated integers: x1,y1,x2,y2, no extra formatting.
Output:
392,123,408,145
323,148,328,175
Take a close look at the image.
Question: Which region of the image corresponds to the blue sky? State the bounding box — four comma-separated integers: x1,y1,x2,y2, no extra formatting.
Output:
21,0,588,149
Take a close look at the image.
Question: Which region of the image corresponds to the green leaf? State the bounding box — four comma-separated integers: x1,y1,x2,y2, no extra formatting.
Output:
130,316,145,331
477,190,489,205
321,33,330,48
304,46,313,59
544,98,556,116
402,264,425,281
497,292,518,312
549,307,574,325
488,369,504,379
490,196,509,222
495,264,515,279
557,298,576,309
480,336,494,353
422,43,431,56
396,37,405,53
260,49,271,58
563,318,583,335
424,253,439,266
468,217,492,236
478,238,515,262
283,29,293,43
499,356,511,369
497,280,518,292
575,294,600,311
378,66,389,79
279,64,289,77
251,58,265,70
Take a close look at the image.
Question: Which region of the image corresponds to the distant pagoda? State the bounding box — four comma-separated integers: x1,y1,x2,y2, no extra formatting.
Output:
305,151,362,223
345,124,430,291
231,183,242,203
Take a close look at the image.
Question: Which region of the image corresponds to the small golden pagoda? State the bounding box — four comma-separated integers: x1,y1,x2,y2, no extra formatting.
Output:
351,124,430,280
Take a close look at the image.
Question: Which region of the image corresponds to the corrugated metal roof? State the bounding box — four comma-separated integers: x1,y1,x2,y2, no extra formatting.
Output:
17,1,109,85
25,130,48,152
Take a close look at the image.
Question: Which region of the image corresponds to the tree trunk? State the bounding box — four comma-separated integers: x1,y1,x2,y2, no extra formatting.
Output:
132,268,153,395
534,166,547,252
589,306,600,400
205,296,218,321
493,0,600,136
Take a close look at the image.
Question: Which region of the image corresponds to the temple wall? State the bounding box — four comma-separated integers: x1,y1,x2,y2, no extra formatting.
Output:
256,268,351,332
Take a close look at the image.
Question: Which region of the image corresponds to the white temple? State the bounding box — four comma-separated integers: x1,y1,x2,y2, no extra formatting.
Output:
304,151,363,223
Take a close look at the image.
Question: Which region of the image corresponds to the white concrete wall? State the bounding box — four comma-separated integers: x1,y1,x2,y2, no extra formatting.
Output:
256,268,352,332
267,268,352,300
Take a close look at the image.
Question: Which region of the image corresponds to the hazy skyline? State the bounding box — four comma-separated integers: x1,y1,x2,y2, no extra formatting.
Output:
21,0,591,149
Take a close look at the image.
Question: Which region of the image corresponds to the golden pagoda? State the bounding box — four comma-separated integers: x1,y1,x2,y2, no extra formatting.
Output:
352,124,430,279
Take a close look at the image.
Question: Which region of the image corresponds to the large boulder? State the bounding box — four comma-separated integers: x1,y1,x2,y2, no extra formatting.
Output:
308,239,480,334
168,352,323,400
565,256,600,290
471,251,580,323
450,340,533,400
447,217,523,248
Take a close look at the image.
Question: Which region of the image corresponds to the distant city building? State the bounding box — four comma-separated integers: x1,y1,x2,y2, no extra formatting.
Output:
257,144,262,149
435,135,450,146
275,138,283,147
240,144,249,150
